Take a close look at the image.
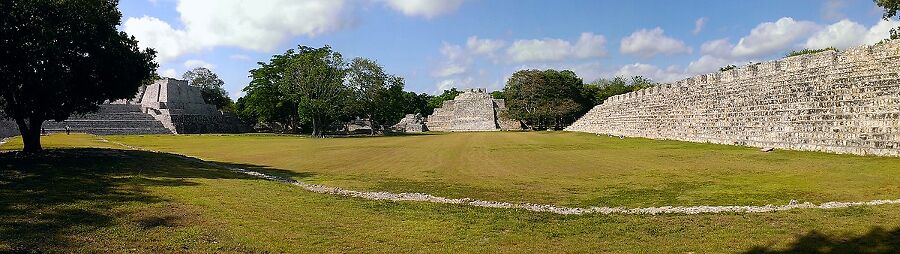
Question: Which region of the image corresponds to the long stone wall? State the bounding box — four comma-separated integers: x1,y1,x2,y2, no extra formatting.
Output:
567,40,900,156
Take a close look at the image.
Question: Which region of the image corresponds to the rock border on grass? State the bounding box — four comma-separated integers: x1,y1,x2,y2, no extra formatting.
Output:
97,137,900,215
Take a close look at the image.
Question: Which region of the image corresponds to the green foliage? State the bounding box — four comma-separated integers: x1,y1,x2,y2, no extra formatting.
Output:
182,67,233,111
400,92,434,116
587,76,657,105
241,46,425,135
0,0,158,152
719,65,736,72
346,58,409,134
427,88,461,110
785,47,838,57
490,90,505,99
504,70,593,130
875,0,900,39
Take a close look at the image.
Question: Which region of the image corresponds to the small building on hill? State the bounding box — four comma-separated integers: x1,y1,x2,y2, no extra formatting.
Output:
425,88,520,132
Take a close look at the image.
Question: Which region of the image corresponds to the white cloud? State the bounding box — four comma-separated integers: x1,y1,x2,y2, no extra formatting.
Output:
229,54,253,61
620,27,691,58
506,32,606,63
380,0,464,18
693,17,708,35
804,19,900,50
433,64,467,77
731,17,819,58
123,16,196,64
466,36,505,56
614,63,688,83
184,59,215,69
686,55,735,74
160,68,178,78
804,19,868,49
862,19,900,45
432,43,471,77
700,39,734,57
434,77,474,93
573,32,608,58
124,0,352,64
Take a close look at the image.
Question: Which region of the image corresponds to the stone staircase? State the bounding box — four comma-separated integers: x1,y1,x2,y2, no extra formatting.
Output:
42,104,173,135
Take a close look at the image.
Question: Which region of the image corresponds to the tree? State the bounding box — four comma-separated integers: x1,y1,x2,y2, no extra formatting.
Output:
503,69,590,130
875,0,900,39
280,46,349,137
346,58,406,135
427,88,462,110
586,76,657,105
182,67,233,111
0,0,157,152
400,92,433,116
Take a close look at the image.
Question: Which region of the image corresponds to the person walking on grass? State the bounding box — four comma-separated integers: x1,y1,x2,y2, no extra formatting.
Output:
65,125,70,135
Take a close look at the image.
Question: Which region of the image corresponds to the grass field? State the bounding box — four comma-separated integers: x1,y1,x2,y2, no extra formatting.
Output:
2,132,900,252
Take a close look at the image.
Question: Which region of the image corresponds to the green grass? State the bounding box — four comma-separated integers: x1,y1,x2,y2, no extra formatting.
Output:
97,132,900,208
2,133,900,252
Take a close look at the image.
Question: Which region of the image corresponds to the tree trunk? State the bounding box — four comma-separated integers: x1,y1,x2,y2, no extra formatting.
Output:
311,117,320,137
369,115,375,136
16,117,44,153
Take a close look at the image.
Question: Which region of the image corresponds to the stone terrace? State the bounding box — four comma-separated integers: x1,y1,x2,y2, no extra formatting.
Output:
567,40,900,156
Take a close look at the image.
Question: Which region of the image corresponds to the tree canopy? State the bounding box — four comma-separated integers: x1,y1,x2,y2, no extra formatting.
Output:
182,67,233,111
239,46,424,136
0,0,157,152
875,0,900,39
503,70,593,130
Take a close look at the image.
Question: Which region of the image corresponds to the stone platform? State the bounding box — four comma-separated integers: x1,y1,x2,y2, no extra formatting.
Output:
426,88,520,131
567,40,900,156
1,78,249,137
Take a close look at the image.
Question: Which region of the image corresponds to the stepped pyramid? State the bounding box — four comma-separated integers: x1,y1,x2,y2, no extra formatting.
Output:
426,88,520,131
22,78,249,136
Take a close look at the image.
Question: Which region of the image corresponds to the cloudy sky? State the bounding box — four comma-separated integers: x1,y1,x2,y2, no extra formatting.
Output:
119,0,897,99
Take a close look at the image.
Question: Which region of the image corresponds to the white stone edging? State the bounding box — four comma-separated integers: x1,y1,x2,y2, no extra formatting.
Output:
97,137,900,215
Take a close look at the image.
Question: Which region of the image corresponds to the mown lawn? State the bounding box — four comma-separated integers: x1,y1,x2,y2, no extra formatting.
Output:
1,133,899,253
102,132,900,208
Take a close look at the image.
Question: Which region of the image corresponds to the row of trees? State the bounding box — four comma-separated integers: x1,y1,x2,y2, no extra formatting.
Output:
234,46,432,136
500,70,656,130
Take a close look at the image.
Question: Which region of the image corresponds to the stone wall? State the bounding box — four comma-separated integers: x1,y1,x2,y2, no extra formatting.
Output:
567,40,900,156
426,88,521,131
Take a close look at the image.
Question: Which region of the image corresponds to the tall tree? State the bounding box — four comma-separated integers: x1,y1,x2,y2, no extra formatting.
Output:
346,57,405,135
504,69,590,130
875,0,900,39
280,46,349,137
0,0,157,152
182,67,233,111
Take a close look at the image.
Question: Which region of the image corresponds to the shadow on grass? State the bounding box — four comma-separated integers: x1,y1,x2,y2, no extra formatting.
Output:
0,148,312,252
744,227,900,254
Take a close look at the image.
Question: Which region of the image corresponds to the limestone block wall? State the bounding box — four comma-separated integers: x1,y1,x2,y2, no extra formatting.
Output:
567,40,900,156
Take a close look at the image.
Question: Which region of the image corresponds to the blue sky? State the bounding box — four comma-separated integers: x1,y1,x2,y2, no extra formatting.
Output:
118,0,895,99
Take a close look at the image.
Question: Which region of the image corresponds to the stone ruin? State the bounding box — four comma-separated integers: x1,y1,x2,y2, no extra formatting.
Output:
567,40,900,156
425,88,520,131
391,113,426,133
0,78,249,137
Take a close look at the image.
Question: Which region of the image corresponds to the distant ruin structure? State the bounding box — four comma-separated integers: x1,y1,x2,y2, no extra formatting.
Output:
426,88,520,131
567,40,900,156
392,113,426,133
0,78,249,137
